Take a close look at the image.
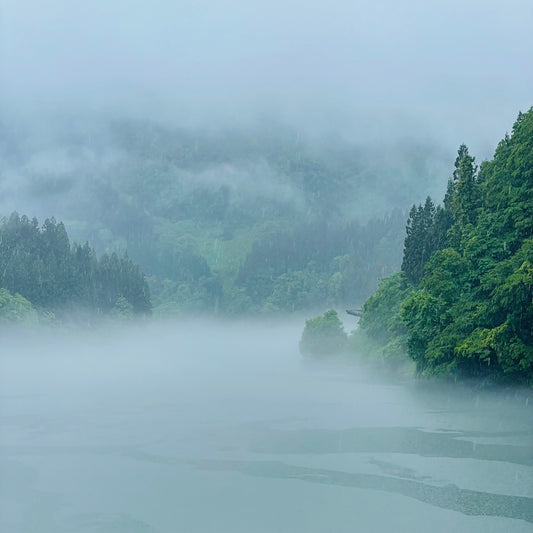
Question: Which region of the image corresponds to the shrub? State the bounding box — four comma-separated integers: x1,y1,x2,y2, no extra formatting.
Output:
299,309,347,356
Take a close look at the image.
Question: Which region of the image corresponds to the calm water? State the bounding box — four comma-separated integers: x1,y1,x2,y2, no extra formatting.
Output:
1,321,532,532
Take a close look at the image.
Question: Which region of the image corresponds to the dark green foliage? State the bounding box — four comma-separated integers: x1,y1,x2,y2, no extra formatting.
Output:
400,249,474,374
353,272,414,366
401,195,453,285
450,144,480,226
96,252,151,315
359,272,413,346
401,197,443,284
362,108,533,383
299,310,348,357
0,213,151,317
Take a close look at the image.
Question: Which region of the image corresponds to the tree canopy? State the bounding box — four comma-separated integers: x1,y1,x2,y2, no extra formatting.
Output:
358,108,533,384
299,310,348,357
0,213,151,320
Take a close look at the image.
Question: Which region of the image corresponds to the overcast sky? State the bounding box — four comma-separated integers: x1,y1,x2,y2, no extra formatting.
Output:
1,0,532,154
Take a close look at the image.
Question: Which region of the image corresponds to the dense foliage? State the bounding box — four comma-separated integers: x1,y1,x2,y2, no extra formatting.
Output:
0,288,37,323
299,310,348,357
357,272,414,360
237,213,405,313
1,119,445,315
0,213,151,320
359,108,533,383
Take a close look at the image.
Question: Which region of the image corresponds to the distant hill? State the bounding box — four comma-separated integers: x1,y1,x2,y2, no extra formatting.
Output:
0,118,451,315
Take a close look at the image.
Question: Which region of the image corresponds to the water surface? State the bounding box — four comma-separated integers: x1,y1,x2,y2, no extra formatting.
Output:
1,321,532,532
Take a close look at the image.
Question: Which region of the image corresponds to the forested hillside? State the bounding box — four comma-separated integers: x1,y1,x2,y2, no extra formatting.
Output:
358,108,533,383
0,213,151,322
1,119,447,315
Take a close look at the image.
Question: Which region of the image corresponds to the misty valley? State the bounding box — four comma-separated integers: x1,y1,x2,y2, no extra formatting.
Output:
1,117,419,317
1,102,532,531
2,0,533,530
1,109,532,384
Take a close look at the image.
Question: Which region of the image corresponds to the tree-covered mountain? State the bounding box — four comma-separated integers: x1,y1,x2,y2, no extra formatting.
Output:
0,213,151,321
1,118,447,315
357,108,533,384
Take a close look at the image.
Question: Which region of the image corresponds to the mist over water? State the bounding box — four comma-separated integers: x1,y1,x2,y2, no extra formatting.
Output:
1,321,532,532
1,1,533,530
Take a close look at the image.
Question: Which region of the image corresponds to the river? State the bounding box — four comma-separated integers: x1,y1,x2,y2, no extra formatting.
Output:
1,320,532,532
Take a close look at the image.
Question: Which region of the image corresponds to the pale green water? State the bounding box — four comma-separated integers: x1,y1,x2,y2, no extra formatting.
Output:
1,321,532,532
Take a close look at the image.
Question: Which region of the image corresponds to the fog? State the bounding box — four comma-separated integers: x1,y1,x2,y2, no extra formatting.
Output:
0,116,448,225
2,0,532,229
1,3,533,529
1,321,532,532
2,0,532,153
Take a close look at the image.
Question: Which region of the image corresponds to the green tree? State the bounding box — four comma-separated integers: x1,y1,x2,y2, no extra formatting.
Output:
0,288,37,323
299,310,348,357
401,196,439,284
360,272,412,345
0,213,151,318
451,144,479,224
360,108,533,383
447,144,481,248
356,272,414,364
